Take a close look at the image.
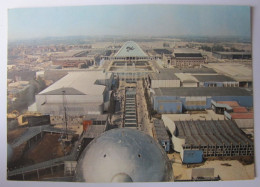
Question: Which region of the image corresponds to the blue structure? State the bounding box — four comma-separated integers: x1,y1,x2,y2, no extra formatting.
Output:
151,87,253,113
193,75,238,88
182,150,203,164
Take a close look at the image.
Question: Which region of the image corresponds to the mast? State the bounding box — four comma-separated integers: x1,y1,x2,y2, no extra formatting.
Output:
62,90,68,139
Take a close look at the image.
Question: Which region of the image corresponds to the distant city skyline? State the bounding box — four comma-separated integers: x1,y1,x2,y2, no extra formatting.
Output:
8,5,251,41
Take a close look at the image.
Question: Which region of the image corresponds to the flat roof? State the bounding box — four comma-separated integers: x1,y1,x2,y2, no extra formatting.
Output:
174,73,198,83
153,87,253,97
39,71,111,96
193,75,236,82
213,51,251,55
175,120,253,146
149,70,179,80
174,48,202,54
175,53,203,58
114,41,148,57
180,68,216,74
203,63,252,82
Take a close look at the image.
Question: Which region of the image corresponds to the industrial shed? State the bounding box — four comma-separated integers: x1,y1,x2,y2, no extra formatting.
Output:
152,119,170,152
36,71,113,116
148,70,181,88
151,87,253,113
194,75,239,87
162,116,254,163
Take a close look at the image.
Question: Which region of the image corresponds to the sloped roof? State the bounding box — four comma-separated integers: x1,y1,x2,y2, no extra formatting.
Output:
39,71,111,96
114,41,148,57
41,87,85,95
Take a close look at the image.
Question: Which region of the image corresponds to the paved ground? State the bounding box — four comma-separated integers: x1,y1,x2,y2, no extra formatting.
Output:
168,152,255,181
110,79,153,137
136,80,153,137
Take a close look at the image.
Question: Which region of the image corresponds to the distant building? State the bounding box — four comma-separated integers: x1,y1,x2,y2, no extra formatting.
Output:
36,71,113,116
172,48,206,68
213,52,251,59
151,87,253,114
194,75,239,87
203,63,253,88
113,41,149,61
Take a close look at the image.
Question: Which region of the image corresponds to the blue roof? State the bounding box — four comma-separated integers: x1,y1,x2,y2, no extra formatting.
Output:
114,41,148,58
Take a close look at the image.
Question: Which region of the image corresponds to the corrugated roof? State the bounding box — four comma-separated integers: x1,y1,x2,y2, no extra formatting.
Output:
153,87,253,97
39,71,111,96
114,41,148,57
153,119,170,142
193,75,236,82
233,107,248,113
175,120,253,146
231,113,254,119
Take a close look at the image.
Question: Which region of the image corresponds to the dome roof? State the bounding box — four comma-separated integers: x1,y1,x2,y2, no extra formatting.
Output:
74,128,173,182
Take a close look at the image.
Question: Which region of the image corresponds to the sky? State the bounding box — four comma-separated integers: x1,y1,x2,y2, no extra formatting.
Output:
8,4,251,40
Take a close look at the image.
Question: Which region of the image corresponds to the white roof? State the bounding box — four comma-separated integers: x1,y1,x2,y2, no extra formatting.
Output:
39,71,111,96
175,73,198,83
114,41,148,57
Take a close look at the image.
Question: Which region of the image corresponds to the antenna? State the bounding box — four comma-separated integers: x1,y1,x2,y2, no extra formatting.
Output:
62,90,68,140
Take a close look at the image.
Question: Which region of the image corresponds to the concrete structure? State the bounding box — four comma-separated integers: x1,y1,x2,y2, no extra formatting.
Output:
151,87,253,113
162,116,254,163
152,119,170,152
75,128,173,182
124,87,138,128
36,71,113,116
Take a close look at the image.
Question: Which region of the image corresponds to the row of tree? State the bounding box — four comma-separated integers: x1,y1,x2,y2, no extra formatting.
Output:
200,45,245,52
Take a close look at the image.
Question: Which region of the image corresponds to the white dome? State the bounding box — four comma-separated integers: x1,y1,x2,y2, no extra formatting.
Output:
75,128,173,182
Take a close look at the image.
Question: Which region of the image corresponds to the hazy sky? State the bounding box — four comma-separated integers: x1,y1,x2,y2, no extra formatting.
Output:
8,5,251,40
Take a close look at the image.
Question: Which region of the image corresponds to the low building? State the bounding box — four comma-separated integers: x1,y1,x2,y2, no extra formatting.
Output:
203,63,253,88
147,70,181,88
151,87,253,114
162,116,254,164
175,73,199,87
36,71,113,116
194,75,239,87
